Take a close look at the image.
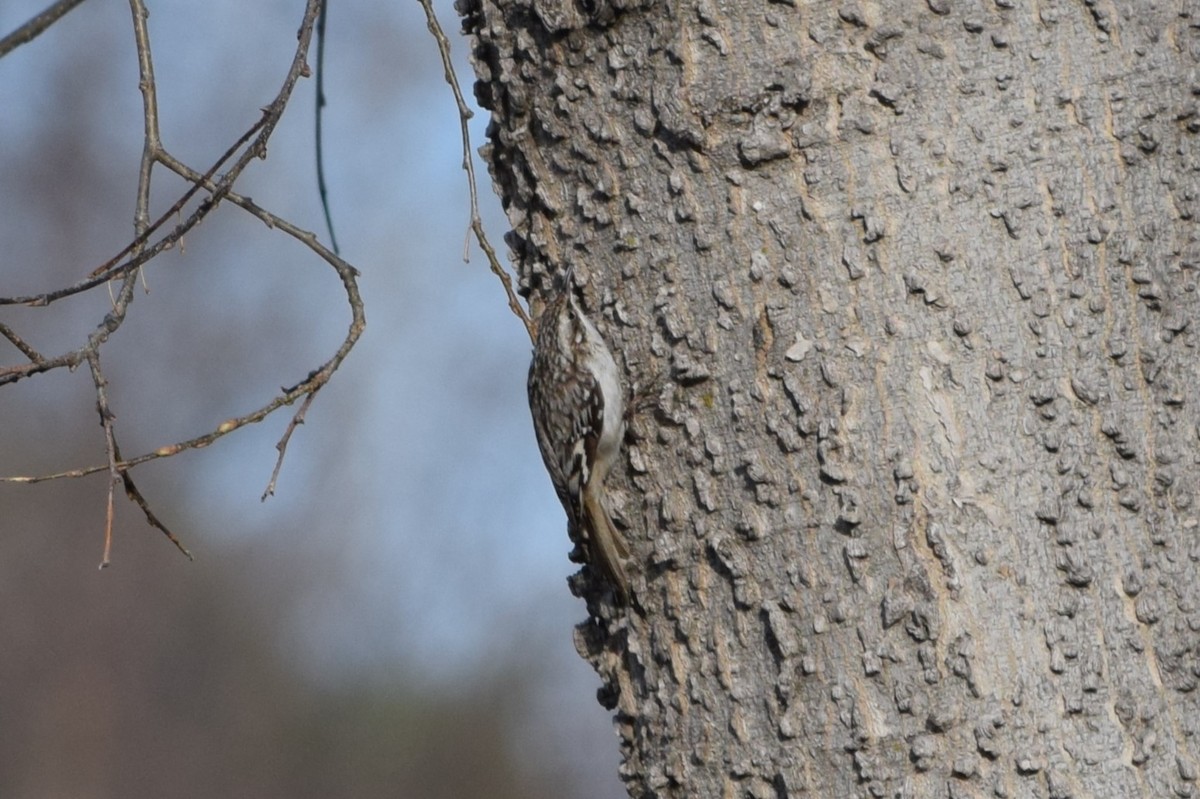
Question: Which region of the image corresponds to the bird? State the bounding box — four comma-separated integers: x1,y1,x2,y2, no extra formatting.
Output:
527,270,631,602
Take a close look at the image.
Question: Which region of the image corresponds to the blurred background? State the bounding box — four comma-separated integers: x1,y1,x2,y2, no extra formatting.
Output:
0,2,625,797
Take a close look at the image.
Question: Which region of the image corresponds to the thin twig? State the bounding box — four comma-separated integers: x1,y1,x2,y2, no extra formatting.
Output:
0,0,90,60
417,0,532,339
262,389,319,500
118,460,193,560
85,350,120,568
0,322,45,363
129,0,160,235
314,0,339,254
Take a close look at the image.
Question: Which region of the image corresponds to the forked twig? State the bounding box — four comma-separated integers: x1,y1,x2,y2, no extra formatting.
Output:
416,0,532,339
0,0,363,562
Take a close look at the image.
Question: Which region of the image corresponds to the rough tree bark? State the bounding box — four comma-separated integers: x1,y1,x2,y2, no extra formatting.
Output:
460,1,1200,796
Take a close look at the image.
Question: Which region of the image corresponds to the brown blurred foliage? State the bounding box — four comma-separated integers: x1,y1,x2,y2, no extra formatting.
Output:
0,480,571,799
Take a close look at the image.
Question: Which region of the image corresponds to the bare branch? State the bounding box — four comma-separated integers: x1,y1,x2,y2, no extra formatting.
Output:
417,0,532,339
0,0,90,60
0,116,266,311
85,349,121,568
130,0,160,235
1,0,363,561
2,150,365,497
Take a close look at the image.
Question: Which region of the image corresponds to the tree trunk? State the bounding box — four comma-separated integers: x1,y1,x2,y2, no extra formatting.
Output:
460,1,1200,796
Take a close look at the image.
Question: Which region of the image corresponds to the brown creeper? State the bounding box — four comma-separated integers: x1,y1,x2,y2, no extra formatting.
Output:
527,273,631,601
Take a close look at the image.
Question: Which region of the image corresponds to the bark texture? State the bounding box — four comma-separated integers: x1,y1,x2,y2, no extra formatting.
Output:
460,1,1200,796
